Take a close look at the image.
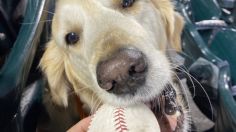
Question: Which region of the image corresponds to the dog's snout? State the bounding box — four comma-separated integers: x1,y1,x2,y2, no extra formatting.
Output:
96,48,147,95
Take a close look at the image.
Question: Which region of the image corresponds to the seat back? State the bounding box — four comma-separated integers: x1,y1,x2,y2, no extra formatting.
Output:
191,0,222,21
0,0,51,131
209,29,236,84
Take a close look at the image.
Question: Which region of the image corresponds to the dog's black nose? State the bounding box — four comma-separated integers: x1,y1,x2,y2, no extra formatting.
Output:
96,48,147,95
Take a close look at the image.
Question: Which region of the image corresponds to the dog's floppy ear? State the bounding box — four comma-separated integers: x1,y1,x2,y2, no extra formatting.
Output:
40,41,69,107
151,0,184,52
169,13,184,52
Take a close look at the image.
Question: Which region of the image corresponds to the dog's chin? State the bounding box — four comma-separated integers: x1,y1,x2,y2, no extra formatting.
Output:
97,82,186,131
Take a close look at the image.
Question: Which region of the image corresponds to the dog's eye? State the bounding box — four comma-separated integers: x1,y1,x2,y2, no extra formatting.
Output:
65,32,80,45
122,0,135,8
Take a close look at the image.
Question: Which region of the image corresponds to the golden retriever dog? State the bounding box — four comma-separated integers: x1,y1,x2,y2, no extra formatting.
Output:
39,0,189,131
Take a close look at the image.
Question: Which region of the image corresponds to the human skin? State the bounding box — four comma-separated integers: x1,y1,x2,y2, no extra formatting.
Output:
67,116,92,132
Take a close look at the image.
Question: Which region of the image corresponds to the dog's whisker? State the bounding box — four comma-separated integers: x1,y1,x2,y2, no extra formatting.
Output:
90,92,96,114
165,49,193,60
93,99,102,115
176,64,197,98
169,63,197,98
43,9,56,15
92,99,102,115
21,20,53,25
90,92,102,114
67,86,90,97
170,65,196,100
170,65,214,121
76,87,90,93
169,72,191,111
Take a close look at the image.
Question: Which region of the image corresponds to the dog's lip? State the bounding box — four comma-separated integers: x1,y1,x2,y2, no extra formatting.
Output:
145,85,183,132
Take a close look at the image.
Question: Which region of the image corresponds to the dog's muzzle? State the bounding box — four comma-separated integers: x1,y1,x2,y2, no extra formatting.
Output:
96,48,147,95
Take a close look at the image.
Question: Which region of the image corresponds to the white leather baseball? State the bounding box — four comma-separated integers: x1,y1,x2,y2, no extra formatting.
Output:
88,103,160,132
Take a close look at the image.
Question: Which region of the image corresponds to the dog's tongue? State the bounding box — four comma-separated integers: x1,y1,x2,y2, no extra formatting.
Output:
157,110,181,132
167,111,181,131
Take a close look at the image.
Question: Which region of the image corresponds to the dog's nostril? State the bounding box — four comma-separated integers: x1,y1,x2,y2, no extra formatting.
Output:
110,80,117,90
105,83,112,91
98,80,117,91
128,62,146,76
129,65,136,76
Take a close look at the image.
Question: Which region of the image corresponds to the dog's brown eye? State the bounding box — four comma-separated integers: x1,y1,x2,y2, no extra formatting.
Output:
122,0,135,8
65,32,80,45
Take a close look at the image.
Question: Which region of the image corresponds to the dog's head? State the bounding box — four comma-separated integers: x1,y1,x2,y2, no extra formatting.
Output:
40,0,184,116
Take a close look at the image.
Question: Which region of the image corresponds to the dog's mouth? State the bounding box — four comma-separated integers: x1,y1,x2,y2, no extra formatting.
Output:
75,82,185,132
145,84,185,132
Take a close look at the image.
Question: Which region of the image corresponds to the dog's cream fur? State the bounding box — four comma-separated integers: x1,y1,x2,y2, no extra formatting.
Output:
40,0,186,131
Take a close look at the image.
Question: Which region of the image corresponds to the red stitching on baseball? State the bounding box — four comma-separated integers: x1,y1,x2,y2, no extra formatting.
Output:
114,108,128,132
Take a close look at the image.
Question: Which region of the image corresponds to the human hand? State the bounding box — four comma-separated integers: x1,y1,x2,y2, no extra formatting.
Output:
67,116,92,132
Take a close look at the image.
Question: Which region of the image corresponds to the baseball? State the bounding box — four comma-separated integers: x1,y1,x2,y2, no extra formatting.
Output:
88,103,160,132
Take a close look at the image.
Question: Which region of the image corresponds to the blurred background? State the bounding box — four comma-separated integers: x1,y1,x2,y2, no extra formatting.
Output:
0,0,236,131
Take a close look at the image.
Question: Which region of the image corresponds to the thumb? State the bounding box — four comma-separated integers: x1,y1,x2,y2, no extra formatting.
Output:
67,116,92,132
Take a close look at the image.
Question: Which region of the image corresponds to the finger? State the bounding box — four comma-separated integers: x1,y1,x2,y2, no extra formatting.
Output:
67,116,92,132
